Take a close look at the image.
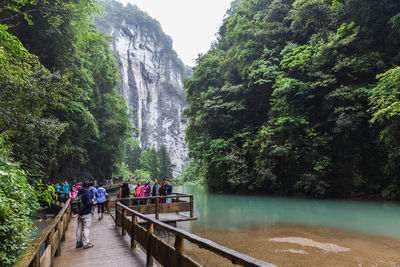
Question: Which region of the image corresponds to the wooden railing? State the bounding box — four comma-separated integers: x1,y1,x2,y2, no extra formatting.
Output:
14,197,72,267
106,193,194,220
115,202,276,267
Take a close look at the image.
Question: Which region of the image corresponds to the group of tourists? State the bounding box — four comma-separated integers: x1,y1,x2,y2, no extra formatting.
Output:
54,180,108,250
117,178,173,205
54,181,72,197
54,177,173,251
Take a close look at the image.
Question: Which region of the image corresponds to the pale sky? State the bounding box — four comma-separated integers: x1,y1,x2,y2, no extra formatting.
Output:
116,0,233,66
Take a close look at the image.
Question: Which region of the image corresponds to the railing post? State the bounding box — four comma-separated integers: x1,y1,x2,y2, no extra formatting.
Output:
61,213,66,241
32,250,40,267
190,195,194,218
115,204,119,227
106,195,110,214
146,222,154,266
131,214,137,248
174,235,184,266
155,198,159,220
46,229,55,267
66,203,71,226
55,221,62,256
122,209,127,236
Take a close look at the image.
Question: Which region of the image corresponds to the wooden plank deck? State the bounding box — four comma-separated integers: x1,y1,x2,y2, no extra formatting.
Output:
54,214,153,267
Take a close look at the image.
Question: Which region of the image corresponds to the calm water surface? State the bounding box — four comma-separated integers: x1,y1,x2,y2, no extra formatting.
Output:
175,185,400,239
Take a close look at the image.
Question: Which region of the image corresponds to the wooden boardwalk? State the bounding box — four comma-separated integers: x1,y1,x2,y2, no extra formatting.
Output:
15,195,274,267
54,214,153,267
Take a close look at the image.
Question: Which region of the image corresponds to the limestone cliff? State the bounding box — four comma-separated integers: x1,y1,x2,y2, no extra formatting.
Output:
95,0,189,176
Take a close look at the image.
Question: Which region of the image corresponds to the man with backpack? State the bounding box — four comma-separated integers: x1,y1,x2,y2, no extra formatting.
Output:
75,181,96,249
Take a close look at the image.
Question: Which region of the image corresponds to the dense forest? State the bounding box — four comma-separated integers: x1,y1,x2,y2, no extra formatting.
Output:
0,1,176,264
184,0,400,199
0,0,131,265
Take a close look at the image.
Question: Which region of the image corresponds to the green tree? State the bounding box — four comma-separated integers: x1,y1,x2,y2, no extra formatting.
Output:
139,147,159,179
158,145,172,180
125,140,142,173
184,0,400,198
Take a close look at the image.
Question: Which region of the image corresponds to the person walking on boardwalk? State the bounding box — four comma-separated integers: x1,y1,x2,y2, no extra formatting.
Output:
62,181,69,197
88,181,97,214
95,183,107,220
54,182,62,193
76,181,96,249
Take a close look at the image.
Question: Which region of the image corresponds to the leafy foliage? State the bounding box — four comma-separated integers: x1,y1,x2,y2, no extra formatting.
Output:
0,0,133,264
0,135,38,266
1,0,132,180
184,0,400,198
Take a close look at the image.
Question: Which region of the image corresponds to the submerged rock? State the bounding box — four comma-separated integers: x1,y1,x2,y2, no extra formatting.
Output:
269,237,350,252
45,214,55,220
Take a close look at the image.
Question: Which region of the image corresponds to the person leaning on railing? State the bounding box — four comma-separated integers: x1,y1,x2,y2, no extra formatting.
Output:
151,178,160,204
159,178,167,203
143,180,151,204
165,180,173,203
134,181,143,205
119,182,130,206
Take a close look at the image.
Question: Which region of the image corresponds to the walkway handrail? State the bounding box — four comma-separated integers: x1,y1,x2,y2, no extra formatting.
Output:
104,181,123,190
116,202,276,267
107,192,192,197
106,193,194,219
14,197,72,267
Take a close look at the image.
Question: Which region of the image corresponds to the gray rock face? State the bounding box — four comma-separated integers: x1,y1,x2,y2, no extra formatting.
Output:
96,15,189,177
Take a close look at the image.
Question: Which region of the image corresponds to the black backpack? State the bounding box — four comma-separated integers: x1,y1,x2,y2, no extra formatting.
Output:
71,194,84,214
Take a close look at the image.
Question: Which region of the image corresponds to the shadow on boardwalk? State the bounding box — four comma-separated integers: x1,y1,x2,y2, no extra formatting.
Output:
54,213,153,267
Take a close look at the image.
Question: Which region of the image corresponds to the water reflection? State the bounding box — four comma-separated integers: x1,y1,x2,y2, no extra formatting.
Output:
175,185,400,239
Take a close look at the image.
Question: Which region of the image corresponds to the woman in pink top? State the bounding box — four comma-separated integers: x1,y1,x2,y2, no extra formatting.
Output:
69,186,78,218
69,186,78,198
143,180,151,204
75,182,82,191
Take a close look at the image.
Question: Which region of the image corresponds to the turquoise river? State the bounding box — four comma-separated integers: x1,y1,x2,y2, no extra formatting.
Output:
174,185,400,267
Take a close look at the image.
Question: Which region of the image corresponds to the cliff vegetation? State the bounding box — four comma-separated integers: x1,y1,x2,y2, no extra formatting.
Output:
184,0,400,199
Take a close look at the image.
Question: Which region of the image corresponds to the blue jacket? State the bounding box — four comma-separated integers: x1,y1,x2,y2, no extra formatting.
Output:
89,186,97,202
78,189,93,216
95,187,107,203
62,183,69,194
166,185,173,195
